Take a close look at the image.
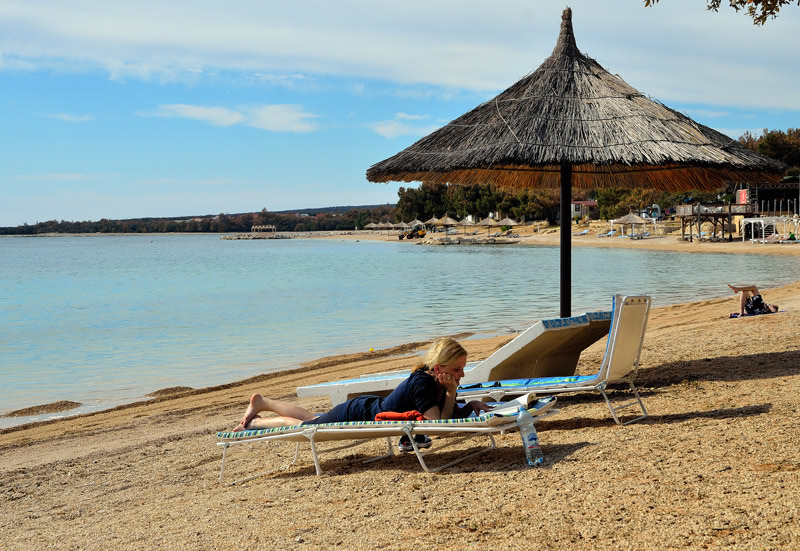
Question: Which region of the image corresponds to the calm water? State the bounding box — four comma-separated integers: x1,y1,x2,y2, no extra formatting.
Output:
2,233,799,427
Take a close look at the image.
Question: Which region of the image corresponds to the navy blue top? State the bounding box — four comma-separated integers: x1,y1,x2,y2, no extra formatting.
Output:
304,369,471,424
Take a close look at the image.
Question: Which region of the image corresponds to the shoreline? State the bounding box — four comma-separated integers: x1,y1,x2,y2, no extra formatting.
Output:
7,227,800,257
2,282,799,549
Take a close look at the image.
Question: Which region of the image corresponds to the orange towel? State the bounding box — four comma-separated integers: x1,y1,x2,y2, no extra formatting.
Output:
374,410,426,421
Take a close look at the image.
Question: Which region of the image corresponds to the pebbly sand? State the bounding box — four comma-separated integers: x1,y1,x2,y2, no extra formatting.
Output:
1,234,799,550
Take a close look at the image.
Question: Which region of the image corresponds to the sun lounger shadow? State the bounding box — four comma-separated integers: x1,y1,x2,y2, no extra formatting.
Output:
457,295,652,426
296,310,613,406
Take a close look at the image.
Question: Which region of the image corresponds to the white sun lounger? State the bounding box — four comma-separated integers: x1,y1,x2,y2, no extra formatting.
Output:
456,295,651,426
216,396,558,484
296,310,612,406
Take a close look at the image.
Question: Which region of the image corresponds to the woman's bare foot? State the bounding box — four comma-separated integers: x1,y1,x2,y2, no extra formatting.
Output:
233,393,265,431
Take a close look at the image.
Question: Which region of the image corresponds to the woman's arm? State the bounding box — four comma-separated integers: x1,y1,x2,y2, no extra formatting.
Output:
421,371,459,420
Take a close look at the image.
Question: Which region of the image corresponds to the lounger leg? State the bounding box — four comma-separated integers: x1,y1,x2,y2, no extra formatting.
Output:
402,424,498,474
219,443,229,485
362,437,394,465
303,428,324,475
597,381,648,425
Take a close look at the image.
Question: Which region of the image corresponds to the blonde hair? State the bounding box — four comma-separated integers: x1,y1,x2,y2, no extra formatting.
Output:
413,337,467,372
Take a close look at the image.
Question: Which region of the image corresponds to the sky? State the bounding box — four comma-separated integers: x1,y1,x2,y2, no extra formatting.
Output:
1,0,798,227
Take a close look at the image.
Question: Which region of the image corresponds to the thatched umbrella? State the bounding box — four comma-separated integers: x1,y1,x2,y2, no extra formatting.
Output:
435,215,460,225
478,215,499,235
424,216,439,227
367,8,785,317
495,217,519,227
613,212,649,237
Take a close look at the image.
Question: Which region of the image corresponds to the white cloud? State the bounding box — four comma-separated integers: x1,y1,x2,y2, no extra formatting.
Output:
244,104,319,132
368,117,441,139
147,104,245,126
395,112,428,121
684,109,730,119
39,113,94,123
0,1,798,109
141,103,319,132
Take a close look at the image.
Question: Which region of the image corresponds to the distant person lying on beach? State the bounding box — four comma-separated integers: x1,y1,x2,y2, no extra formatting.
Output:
233,338,492,434
728,284,779,318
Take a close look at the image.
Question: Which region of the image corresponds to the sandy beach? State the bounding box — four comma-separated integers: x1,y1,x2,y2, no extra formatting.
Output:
2,234,799,550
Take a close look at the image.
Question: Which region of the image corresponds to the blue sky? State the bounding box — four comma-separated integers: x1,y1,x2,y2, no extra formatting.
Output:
1,1,798,227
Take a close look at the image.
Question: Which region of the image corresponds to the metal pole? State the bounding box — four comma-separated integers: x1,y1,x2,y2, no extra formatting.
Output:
560,163,572,318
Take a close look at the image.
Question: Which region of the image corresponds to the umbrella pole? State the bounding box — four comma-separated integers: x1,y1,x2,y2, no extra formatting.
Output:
560,163,572,318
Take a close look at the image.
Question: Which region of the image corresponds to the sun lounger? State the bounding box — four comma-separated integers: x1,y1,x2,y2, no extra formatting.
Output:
457,295,651,426
597,230,616,238
297,310,612,405
216,395,558,483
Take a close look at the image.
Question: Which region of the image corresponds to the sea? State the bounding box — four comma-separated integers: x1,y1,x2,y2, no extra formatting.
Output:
2,233,799,428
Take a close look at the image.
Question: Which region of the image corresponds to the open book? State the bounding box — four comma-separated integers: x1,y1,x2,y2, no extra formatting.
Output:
471,393,557,418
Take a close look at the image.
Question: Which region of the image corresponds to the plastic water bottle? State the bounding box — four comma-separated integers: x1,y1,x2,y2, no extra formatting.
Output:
517,406,545,466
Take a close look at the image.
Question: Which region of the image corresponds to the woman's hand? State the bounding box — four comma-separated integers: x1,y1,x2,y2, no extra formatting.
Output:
437,371,459,393
469,400,493,413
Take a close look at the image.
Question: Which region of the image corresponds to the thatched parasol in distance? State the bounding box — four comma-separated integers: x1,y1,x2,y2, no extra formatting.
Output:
613,212,649,237
435,215,461,226
496,217,519,227
367,8,785,317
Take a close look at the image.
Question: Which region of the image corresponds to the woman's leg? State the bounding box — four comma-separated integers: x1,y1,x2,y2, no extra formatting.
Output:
728,284,759,295
728,284,758,315
234,393,317,431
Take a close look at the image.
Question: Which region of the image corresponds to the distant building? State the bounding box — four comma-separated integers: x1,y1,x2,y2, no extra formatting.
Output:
571,200,598,220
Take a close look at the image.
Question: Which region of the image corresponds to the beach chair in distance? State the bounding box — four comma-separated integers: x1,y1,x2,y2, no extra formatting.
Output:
457,295,651,426
296,310,612,406
215,396,558,484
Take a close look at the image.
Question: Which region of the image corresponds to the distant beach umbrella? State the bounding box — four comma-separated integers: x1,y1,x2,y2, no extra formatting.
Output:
435,215,460,226
495,217,519,227
408,218,425,228
367,8,785,317
478,216,499,234
364,222,378,230
613,212,649,237
424,216,439,226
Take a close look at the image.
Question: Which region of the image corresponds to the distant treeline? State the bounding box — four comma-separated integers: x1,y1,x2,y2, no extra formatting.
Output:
1,205,398,235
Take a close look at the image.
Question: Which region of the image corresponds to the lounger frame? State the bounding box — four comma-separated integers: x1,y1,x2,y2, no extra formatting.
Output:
216,409,557,485
457,295,651,426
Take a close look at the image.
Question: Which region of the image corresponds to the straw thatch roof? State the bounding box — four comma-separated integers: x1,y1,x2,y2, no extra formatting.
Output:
614,212,648,225
435,215,460,226
364,222,378,229
478,216,499,226
366,8,785,192
424,216,439,225
496,217,519,226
